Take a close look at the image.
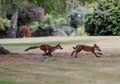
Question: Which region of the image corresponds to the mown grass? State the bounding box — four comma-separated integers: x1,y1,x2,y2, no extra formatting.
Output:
0,56,120,84
0,36,120,84
1,36,119,51
1,36,101,51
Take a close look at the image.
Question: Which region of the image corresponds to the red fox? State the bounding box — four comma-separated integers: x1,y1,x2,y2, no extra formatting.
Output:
71,44,103,58
25,43,63,56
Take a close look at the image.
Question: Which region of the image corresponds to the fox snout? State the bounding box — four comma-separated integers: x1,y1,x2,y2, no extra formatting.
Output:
61,47,63,49
73,47,76,50
98,49,101,51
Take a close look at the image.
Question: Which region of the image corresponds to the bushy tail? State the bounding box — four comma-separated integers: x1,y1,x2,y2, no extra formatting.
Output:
25,46,39,51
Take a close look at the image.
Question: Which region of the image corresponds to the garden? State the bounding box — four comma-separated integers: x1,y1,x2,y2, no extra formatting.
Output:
0,0,120,84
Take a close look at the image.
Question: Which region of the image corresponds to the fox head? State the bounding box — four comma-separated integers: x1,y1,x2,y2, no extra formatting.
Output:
56,43,63,50
94,44,101,51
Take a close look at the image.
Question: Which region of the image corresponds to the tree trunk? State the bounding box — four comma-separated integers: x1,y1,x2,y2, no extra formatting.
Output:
7,10,18,38
82,22,85,34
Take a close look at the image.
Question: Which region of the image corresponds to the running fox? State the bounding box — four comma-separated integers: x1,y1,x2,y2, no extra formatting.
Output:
71,44,103,58
25,43,63,56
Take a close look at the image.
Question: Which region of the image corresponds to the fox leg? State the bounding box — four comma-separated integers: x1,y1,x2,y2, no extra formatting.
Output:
92,51,100,57
43,52,52,56
75,50,81,58
97,52,103,55
47,51,53,57
43,50,53,57
71,51,76,56
43,50,48,56
48,53,53,57
43,53,47,56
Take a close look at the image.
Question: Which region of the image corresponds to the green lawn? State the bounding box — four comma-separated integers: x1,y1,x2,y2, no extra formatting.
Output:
0,36,120,84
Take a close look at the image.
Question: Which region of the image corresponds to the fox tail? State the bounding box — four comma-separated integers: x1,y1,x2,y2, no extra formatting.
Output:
25,46,39,51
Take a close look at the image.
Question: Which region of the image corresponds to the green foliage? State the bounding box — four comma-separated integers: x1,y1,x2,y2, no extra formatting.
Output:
78,0,100,5
77,27,85,35
40,14,67,28
18,7,33,26
4,19,10,28
0,17,10,31
29,21,40,33
69,7,85,29
85,0,120,35
29,0,99,18
0,0,23,15
32,26,54,37
32,14,75,36
54,16,67,28
61,25,75,36
40,14,54,27
0,17,5,30
0,17,10,38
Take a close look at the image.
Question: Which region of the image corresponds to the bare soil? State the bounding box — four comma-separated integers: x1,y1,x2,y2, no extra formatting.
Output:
0,49,119,63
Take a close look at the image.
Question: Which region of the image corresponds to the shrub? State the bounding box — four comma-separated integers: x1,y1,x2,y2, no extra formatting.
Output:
40,14,55,28
29,21,40,33
40,14,67,28
61,25,75,36
85,0,120,35
32,26,54,37
0,17,5,31
54,16,67,28
31,14,75,36
77,27,84,36
0,17,10,38
69,7,85,29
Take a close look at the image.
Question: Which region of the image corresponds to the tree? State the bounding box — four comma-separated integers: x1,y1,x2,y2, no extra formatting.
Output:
85,0,120,35
0,0,23,38
0,0,45,38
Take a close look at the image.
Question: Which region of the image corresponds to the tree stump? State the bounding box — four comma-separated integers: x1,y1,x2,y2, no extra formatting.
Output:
0,46,11,55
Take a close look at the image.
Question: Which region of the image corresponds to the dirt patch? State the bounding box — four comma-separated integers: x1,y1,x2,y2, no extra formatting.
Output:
0,49,119,63
0,54,24,63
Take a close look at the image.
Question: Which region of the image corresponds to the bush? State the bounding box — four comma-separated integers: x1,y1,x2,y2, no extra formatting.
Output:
31,14,76,36
40,14,67,28
40,14,55,28
77,27,85,36
54,16,67,28
29,21,40,33
32,26,54,37
85,0,120,35
0,17,10,38
69,7,85,29
0,17,5,31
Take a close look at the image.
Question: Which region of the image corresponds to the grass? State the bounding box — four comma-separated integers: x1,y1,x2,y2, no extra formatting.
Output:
0,36,120,84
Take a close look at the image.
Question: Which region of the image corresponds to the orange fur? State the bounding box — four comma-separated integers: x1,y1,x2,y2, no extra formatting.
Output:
71,44,103,58
25,43,63,56
20,25,31,38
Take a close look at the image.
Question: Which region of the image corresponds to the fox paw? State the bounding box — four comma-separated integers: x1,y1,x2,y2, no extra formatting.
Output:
96,56,100,58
